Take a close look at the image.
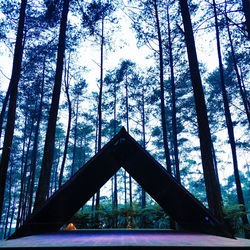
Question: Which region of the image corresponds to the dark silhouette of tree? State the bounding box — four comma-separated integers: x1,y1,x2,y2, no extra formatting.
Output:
153,0,172,173
242,0,250,39
166,2,180,182
0,0,27,223
212,0,249,234
59,53,72,188
33,0,70,211
179,0,224,223
224,1,250,126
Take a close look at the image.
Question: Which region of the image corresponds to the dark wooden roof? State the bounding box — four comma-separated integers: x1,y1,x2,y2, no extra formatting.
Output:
9,127,232,240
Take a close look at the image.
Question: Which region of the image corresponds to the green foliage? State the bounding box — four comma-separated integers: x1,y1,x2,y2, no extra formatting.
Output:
223,204,250,237
68,203,170,229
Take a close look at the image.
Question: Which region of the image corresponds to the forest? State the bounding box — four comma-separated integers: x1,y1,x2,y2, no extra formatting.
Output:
0,0,249,240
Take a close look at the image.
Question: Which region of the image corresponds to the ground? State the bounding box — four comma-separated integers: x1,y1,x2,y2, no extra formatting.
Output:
0,229,250,249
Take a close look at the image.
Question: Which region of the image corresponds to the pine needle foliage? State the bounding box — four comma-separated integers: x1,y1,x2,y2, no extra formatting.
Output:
223,204,250,238
68,203,170,229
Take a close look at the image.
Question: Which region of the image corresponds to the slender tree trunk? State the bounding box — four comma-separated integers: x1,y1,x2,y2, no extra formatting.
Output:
153,0,172,173
239,66,250,110
224,1,250,126
141,85,146,209
212,0,249,230
71,98,79,177
96,16,105,211
167,5,180,183
7,185,17,238
33,0,70,211
0,86,10,145
27,57,45,215
0,0,27,223
16,112,28,228
59,55,72,188
17,117,34,227
242,0,250,39
179,0,224,222
124,171,127,206
125,73,132,208
3,162,13,239
113,81,118,217
211,142,222,202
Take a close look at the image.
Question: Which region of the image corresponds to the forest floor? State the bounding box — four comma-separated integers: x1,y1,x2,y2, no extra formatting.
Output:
0,229,249,248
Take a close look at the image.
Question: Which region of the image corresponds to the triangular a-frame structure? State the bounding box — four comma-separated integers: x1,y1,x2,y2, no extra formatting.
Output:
9,127,232,239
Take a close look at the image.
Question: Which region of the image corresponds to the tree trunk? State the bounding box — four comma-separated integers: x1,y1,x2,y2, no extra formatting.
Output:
33,0,70,211
212,0,249,230
71,98,79,177
211,142,222,202
96,16,105,211
59,54,72,188
27,56,45,215
153,0,172,173
225,1,250,126
242,0,250,39
141,85,146,209
7,185,17,238
0,0,27,223
16,112,28,228
179,0,224,223
125,73,132,208
167,5,180,183
0,86,10,146
17,116,34,227
113,79,118,218
3,162,13,239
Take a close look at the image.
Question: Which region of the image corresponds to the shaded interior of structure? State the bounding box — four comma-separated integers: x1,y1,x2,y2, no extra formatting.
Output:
9,127,232,240
64,171,172,230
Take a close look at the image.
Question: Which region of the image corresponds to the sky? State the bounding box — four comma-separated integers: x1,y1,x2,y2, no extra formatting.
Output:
0,1,248,185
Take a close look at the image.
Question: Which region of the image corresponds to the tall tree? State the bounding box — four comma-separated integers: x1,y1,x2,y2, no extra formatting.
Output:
0,0,27,223
179,0,224,222
242,0,250,39
212,0,249,230
71,79,87,177
152,0,172,173
59,53,72,188
33,0,70,211
79,0,116,210
224,0,250,126
166,1,180,182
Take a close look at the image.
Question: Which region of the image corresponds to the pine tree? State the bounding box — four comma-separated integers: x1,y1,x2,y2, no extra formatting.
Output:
0,0,27,223
179,0,224,223
33,0,70,211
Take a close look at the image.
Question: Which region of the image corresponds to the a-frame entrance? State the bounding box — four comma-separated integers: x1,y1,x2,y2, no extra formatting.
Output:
9,128,231,239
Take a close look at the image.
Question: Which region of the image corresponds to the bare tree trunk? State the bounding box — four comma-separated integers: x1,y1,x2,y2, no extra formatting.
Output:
242,0,250,39
113,80,118,227
3,162,13,239
59,54,72,188
141,85,146,209
0,0,27,223
33,0,70,211
212,0,249,231
96,16,105,211
27,56,45,215
71,98,79,177
153,0,172,173
0,86,10,145
7,185,17,238
179,0,224,223
16,112,28,228
125,73,132,208
18,117,34,227
224,1,250,126
167,4,180,183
